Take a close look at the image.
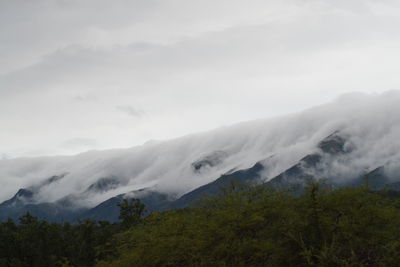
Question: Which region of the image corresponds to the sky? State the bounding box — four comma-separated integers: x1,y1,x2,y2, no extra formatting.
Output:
1,0,400,158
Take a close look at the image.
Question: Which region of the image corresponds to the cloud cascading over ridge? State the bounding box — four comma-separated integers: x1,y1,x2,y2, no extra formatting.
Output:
1,91,400,208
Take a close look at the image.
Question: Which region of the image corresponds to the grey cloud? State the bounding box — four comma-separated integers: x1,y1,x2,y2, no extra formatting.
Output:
1,0,400,158
72,94,99,102
116,106,145,117
4,9,400,96
0,0,291,74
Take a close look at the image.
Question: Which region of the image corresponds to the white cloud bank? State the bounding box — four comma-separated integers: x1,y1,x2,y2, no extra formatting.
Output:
1,91,400,207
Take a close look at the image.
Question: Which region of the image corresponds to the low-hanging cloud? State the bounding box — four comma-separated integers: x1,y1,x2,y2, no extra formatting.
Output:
1,92,400,208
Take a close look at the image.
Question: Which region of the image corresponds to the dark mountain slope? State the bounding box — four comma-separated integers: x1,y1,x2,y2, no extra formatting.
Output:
78,189,171,222
267,132,349,189
170,162,264,209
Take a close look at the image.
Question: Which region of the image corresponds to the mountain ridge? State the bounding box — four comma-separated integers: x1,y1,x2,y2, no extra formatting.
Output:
2,92,400,222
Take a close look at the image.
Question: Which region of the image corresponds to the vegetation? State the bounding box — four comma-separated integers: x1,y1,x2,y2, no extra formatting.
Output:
1,183,400,266
117,198,146,229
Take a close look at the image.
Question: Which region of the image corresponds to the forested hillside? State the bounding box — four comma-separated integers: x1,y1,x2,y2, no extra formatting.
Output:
1,182,400,266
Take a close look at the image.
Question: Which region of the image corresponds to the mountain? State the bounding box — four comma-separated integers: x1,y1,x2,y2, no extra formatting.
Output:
266,132,350,190
1,92,400,222
170,162,264,209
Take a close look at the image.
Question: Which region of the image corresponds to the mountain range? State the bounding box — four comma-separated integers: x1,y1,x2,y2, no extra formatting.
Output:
1,92,400,222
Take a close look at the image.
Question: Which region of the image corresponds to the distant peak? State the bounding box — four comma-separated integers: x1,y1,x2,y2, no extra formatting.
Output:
317,131,350,155
85,176,123,194
38,173,68,187
15,188,34,199
192,150,228,173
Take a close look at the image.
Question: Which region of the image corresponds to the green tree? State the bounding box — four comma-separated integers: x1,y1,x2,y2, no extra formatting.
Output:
117,198,146,229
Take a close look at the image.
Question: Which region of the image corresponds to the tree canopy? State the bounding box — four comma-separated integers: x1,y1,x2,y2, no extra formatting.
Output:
1,184,400,266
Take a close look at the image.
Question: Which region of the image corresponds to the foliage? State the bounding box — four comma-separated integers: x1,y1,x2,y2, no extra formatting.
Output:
2,186,400,266
0,198,141,267
117,198,145,229
98,185,400,267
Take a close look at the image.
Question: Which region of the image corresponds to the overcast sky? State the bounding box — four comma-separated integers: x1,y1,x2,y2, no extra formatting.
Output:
1,0,400,158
